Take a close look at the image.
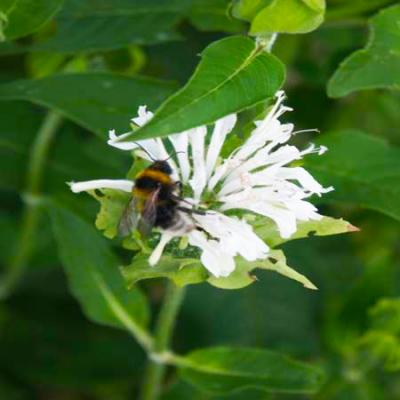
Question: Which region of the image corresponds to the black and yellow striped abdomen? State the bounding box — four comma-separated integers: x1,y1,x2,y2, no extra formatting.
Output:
132,160,179,229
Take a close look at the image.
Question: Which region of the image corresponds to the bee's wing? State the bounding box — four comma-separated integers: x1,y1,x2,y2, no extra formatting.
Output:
118,197,140,237
137,187,160,237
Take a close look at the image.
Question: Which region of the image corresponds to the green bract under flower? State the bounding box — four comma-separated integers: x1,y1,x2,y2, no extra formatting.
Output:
69,91,356,289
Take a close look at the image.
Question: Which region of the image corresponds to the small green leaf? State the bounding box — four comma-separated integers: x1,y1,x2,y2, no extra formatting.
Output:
208,250,317,290
119,36,285,141
302,0,325,13
254,216,358,248
305,130,400,222
0,73,177,138
121,256,208,287
328,5,400,98
233,0,325,34
231,0,273,22
178,346,325,394
88,189,131,239
360,298,400,371
49,203,151,340
0,0,63,41
188,0,245,33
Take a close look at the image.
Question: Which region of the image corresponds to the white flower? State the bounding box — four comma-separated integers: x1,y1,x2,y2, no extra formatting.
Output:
70,91,333,278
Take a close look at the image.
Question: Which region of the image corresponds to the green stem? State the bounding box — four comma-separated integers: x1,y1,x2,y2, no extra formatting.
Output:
0,111,63,299
139,283,186,400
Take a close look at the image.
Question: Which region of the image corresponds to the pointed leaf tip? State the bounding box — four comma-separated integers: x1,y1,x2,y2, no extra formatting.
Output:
348,224,360,232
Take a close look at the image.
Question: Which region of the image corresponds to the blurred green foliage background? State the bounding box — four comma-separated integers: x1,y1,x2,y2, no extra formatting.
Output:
0,0,400,399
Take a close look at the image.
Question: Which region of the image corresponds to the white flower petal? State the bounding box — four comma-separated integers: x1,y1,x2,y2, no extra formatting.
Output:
189,126,207,201
221,199,297,239
275,167,331,195
169,132,191,183
194,213,269,262
107,129,137,150
149,232,174,266
131,105,153,127
69,179,133,193
187,230,235,277
205,114,237,179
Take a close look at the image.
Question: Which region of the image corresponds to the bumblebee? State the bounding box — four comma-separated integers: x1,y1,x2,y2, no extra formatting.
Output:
118,160,195,237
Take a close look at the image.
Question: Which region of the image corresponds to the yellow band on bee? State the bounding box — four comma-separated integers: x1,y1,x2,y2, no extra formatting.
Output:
136,169,172,185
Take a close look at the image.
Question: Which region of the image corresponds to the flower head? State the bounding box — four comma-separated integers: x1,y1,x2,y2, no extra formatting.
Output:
70,91,333,278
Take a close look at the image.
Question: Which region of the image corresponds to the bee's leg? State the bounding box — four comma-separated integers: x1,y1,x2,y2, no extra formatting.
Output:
177,206,207,216
171,194,198,208
174,181,183,197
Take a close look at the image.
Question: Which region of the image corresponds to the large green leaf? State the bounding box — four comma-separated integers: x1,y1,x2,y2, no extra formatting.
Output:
328,5,400,98
2,0,191,53
305,130,400,222
177,347,324,394
49,204,150,340
0,0,63,41
119,36,285,141
0,101,42,191
162,380,272,399
232,0,325,34
0,73,176,138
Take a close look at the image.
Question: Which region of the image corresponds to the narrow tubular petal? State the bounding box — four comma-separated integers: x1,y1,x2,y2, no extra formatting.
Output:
189,126,207,201
275,167,330,195
107,130,137,150
169,132,191,183
149,232,174,266
132,105,153,127
69,179,133,193
205,114,237,179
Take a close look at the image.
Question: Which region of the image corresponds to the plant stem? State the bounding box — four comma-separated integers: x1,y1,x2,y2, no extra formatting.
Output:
139,283,186,400
0,111,63,299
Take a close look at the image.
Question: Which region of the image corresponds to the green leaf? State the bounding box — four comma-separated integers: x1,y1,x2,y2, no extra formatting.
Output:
208,250,317,290
0,100,42,191
3,0,191,53
0,0,63,41
254,216,358,247
49,203,151,339
360,298,400,371
0,73,177,139
178,346,324,395
121,256,208,287
231,0,273,21
328,5,400,98
162,380,272,399
119,36,285,141
232,0,325,34
88,189,131,240
305,130,400,222
188,0,245,33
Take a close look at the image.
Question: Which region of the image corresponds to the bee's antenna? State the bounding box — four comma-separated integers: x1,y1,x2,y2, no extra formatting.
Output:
163,151,185,162
133,142,156,162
